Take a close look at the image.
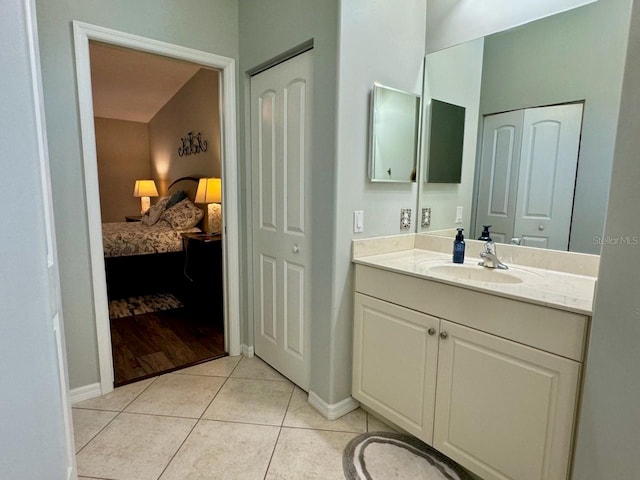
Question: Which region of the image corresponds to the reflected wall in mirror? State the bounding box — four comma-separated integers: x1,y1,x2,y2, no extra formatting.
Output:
369,82,421,183
426,99,465,184
417,0,631,254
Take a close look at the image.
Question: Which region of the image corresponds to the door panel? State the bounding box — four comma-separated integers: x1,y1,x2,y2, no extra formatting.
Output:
520,121,559,216
352,294,439,444
251,51,313,389
259,254,277,342
477,104,582,248
475,110,524,243
514,104,583,250
258,91,277,231
284,79,307,235
284,261,305,358
434,320,580,480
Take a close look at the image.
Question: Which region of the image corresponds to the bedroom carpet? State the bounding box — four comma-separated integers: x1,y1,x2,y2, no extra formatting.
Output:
343,432,472,480
108,292,183,319
110,307,225,386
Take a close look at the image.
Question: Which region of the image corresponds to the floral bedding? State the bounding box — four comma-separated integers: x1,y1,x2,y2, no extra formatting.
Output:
102,221,200,258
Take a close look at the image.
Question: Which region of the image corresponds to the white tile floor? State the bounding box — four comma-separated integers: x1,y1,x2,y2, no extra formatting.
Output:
73,355,395,480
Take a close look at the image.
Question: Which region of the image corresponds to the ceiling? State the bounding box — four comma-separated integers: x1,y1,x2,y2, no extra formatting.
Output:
89,42,202,123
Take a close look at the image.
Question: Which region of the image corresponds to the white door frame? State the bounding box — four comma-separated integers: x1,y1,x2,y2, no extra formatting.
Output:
73,21,241,395
24,0,77,476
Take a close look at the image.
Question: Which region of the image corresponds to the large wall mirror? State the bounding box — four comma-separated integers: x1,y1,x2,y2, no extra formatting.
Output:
369,82,421,183
417,0,630,254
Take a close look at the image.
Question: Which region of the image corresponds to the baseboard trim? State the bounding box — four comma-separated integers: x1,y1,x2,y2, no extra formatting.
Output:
241,344,254,357
70,382,102,405
308,390,360,420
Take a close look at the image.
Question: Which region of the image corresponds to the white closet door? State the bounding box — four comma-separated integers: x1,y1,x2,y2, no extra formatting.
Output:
250,51,313,389
476,104,582,249
513,104,583,250
475,110,524,243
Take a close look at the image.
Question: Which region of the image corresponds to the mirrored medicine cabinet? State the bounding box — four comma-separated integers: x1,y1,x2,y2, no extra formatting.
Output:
368,82,421,183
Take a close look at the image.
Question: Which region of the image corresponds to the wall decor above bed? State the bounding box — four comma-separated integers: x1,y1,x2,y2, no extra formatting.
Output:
178,131,208,156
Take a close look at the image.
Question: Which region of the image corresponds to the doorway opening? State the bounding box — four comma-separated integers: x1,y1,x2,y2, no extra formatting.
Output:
74,21,241,395
90,42,226,386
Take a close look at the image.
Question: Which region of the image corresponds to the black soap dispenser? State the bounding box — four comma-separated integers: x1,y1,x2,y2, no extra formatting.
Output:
478,225,492,242
453,228,465,264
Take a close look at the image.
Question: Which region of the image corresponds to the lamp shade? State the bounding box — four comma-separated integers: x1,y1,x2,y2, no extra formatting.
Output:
195,177,222,204
133,179,159,197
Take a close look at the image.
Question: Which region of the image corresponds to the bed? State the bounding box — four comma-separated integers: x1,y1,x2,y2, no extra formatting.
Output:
103,177,206,300
102,221,200,258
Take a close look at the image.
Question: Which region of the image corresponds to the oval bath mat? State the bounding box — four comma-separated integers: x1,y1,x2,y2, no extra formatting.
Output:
343,431,472,480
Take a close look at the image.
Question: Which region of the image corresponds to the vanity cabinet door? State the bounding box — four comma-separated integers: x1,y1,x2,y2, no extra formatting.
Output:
433,320,581,480
353,293,439,444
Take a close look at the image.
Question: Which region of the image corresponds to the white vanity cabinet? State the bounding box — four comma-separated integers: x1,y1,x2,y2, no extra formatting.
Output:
434,320,580,480
352,264,587,480
353,293,440,443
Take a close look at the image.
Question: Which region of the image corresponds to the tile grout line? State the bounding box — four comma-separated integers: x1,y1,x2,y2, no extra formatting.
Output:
154,417,199,480
153,356,244,479
74,376,160,457
262,382,296,480
75,358,231,469
76,355,307,478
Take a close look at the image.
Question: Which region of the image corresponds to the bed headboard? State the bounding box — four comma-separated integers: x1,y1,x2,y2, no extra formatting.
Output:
167,176,201,202
167,177,209,230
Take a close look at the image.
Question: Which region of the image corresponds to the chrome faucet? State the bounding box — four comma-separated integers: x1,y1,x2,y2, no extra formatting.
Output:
478,240,509,270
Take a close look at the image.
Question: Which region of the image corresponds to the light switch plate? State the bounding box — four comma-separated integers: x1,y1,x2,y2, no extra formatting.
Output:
456,206,463,224
422,207,431,228
400,208,412,231
353,210,364,233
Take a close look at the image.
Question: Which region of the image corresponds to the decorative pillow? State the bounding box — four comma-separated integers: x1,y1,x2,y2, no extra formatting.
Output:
162,198,203,230
141,197,170,226
166,190,187,209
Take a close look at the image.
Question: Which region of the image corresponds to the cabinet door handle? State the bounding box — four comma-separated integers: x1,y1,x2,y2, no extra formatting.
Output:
440,331,448,340
292,244,300,254
428,327,436,336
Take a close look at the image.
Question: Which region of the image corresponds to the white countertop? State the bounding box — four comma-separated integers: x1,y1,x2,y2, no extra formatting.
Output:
353,248,596,315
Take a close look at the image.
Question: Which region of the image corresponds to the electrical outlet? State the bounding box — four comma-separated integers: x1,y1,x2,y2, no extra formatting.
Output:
456,206,463,224
400,208,412,231
353,210,364,233
421,207,431,228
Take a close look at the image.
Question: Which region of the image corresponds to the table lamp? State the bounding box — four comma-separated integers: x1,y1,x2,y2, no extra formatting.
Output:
133,179,159,214
195,177,222,234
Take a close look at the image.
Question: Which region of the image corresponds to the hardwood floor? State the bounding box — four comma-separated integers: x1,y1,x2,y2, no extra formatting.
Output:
110,307,225,386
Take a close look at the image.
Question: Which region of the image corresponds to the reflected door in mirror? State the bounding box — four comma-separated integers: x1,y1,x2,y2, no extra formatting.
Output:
475,103,583,250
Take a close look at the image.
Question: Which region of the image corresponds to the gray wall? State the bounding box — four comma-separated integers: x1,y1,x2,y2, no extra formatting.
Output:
572,1,640,477
36,0,239,389
479,0,632,253
238,0,340,400
149,68,221,194
238,0,427,403
426,0,597,53
330,0,427,403
95,118,151,222
1,0,71,476
420,38,484,234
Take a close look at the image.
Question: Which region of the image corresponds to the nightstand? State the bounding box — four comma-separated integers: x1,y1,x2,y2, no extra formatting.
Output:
182,233,223,321
125,215,142,222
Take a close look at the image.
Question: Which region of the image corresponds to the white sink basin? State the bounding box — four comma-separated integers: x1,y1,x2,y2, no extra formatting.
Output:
426,264,539,284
